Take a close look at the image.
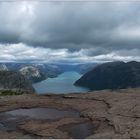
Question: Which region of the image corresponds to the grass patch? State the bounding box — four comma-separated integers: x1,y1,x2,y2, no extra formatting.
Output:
0,90,25,96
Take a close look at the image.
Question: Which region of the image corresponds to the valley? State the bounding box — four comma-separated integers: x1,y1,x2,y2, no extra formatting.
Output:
1,1,140,139
33,71,90,94
0,61,140,139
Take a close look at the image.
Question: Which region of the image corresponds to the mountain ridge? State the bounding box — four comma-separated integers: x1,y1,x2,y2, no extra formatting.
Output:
75,61,140,90
0,71,34,93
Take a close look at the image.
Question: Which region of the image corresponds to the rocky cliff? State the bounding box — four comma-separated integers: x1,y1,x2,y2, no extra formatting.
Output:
0,71,34,93
0,64,8,71
0,88,140,138
2,63,63,82
19,66,46,83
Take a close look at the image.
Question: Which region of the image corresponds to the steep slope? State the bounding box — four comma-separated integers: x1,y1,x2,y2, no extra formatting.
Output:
56,63,98,74
0,71,34,93
40,64,62,78
0,64,8,71
19,66,46,83
75,61,140,90
4,63,62,81
75,63,98,74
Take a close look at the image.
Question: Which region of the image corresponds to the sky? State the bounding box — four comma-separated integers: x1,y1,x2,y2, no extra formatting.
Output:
0,0,140,64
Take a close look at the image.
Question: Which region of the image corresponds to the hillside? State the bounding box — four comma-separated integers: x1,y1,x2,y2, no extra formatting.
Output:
0,63,63,83
19,66,47,83
75,61,140,90
0,71,34,93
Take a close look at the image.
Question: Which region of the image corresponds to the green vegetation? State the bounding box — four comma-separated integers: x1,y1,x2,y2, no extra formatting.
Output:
0,90,25,96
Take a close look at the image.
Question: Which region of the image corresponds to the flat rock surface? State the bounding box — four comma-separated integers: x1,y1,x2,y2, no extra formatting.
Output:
0,88,140,138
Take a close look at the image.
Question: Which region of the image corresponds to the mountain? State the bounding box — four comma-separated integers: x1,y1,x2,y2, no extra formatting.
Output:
56,63,98,74
0,71,34,93
19,64,63,83
75,61,140,90
34,64,62,78
0,64,8,71
19,66,47,83
0,63,63,83
75,63,99,74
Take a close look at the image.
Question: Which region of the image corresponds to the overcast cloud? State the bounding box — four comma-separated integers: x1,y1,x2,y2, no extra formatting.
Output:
0,1,140,63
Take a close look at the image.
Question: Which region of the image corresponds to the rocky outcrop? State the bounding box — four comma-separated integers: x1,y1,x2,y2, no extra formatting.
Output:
2,63,63,82
75,61,140,90
19,66,46,83
0,64,8,71
0,88,140,138
0,71,34,93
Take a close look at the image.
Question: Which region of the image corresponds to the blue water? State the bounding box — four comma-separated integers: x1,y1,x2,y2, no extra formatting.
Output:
33,71,89,94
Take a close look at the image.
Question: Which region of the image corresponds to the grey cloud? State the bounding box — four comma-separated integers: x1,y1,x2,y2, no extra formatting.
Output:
0,1,140,62
0,43,140,64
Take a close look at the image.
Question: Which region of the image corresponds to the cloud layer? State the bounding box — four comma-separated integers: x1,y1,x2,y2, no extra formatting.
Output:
0,43,140,64
0,1,140,63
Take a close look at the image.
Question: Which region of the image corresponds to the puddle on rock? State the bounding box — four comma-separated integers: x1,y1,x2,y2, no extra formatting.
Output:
0,108,80,139
0,123,5,129
2,107,79,120
59,121,95,139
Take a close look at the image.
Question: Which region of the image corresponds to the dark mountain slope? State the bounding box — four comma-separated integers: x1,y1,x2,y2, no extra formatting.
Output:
0,71,34,93
74,61,140,90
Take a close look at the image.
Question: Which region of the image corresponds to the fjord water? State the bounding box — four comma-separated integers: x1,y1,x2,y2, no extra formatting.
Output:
33,71,89,94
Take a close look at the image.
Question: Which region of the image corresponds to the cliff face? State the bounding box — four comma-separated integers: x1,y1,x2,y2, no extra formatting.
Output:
0,71,34,93
2,63,63,83
41,64,62,78
75,61,140,90
19,66,47,83
0,64,8,71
